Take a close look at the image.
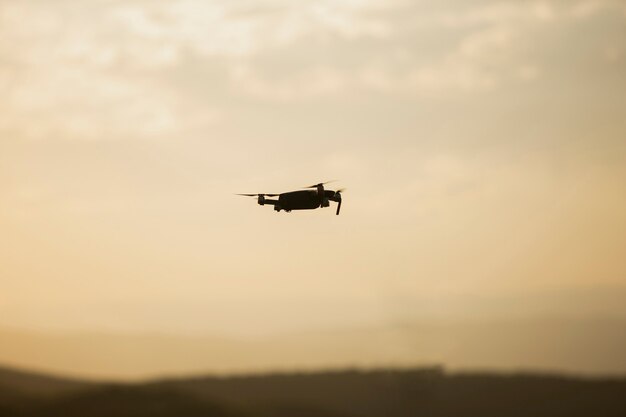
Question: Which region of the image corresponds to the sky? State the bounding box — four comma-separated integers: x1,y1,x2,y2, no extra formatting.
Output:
1,0,626,344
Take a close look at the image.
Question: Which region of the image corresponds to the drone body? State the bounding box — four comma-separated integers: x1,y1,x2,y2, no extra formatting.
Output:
238,182,344,215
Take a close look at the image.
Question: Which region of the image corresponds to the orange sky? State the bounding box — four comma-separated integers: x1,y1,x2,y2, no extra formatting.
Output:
1,0,625,340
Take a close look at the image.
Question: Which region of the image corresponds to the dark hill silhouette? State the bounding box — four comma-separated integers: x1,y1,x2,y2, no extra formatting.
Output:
25,385,245,417
1,365,625,417
164,368,626,417
0,366,88,395
0,366,90,415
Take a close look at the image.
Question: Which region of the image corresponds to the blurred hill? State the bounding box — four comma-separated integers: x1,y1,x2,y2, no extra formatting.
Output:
0,367,89,415
0,365,625,417
1,317,625,380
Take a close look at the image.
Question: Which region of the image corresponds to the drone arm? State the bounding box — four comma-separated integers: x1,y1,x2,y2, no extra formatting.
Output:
259,198,279,206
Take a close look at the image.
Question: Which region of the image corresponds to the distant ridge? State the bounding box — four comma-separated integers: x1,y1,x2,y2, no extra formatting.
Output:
0,365,625,417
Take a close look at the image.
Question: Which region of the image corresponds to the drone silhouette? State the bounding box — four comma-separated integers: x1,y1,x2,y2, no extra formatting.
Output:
238,181,344,215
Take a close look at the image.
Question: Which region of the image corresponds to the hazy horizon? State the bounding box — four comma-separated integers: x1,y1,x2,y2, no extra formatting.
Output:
1,0,625,376
2,315,626,380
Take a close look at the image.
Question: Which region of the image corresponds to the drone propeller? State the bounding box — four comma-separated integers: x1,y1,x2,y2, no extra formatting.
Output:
236,193,279,206
303,180,336,189
236,193,279,197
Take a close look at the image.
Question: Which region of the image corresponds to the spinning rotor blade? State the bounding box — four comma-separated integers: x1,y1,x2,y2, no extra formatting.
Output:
304,180,336,189
236,193,279,197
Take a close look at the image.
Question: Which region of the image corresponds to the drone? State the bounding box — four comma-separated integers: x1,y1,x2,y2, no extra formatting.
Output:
238,181,344,215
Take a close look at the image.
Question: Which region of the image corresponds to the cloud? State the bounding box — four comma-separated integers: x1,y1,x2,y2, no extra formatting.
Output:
220,1,559,99
230,65,346,101
570,0,626,19
1,0,624,138
0,1,221,142
0,65,219,141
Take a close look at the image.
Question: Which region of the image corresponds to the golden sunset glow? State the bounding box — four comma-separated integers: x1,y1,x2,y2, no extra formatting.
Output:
1,0,625,379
